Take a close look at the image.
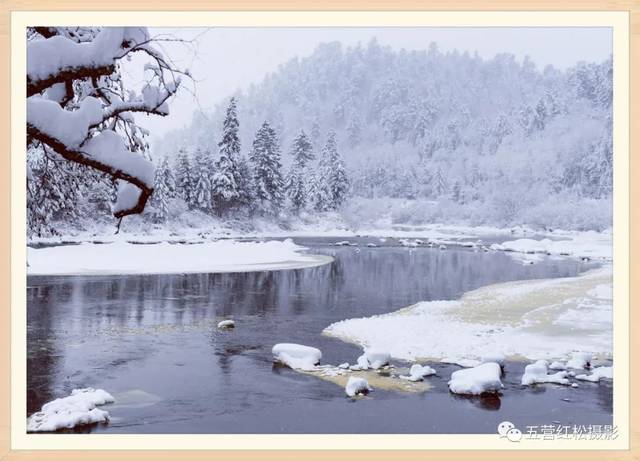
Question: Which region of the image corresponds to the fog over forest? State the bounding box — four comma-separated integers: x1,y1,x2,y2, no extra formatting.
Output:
28,37,612,237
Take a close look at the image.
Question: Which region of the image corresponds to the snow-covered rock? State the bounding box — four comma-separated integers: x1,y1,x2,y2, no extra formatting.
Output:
521,360,570,386
345,377,371,397
448,362,503,395
575,366,612,382
338,362,350,369
217,319,235,329
27,388,114,432
354,354,370,370
401,364,436,382
272,343,322,371
566,353,592,369
365,350,390,369
366,243,378,248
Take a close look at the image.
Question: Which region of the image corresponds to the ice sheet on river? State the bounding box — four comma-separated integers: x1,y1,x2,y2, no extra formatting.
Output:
324,266,612,362
27,238,332,275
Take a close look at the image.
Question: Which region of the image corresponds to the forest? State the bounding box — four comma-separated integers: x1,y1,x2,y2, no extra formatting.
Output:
27,38,613,237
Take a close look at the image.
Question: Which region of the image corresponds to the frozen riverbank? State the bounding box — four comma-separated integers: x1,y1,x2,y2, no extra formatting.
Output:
27,238,332,275
324,265,613,363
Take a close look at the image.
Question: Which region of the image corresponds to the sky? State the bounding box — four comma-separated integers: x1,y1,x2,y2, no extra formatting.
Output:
131,27,612,141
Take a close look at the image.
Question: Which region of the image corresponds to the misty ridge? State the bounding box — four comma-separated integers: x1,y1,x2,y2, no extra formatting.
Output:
158,39,612,228
28,38,613,237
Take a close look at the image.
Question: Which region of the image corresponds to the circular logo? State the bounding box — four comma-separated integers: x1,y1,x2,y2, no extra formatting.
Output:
497,421,515,437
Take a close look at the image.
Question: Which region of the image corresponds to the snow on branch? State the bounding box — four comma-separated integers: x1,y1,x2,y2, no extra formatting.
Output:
26,26,187,220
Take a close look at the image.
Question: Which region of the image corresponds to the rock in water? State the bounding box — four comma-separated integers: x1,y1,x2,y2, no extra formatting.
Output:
448,362,503,395
272,343,322,371
345,377,371,397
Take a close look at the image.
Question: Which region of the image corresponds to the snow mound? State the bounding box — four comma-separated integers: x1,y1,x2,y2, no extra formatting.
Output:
448,362,503,395
217,319,235,329
521,360,570,386
272,343,322,371
27,388,114,433
345,377,371,397
575,366,613,382
401,364,436,382
490,231,612,260
566,353,592,369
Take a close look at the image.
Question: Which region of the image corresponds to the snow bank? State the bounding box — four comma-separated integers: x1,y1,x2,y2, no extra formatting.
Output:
575,366,613,382
324,266,612,363
27,388,114,432
345,377,371,397
448,362,503,395
490,231,611,260
27,238,332,275
521,360,570,386
272,343,322,371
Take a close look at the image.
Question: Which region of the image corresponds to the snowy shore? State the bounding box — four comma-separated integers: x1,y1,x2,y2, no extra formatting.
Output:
324,265,613,363
27,238,332,276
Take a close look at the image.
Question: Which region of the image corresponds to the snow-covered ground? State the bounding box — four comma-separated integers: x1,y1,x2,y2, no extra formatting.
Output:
27,388,114,432
324,265,613,363
27,238,332,275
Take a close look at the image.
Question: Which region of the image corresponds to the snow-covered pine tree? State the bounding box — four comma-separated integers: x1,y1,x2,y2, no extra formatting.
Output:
308,171,331,212
249,121,284,216
314,131,349,210
212,97,242,215
175,149,195,209
434,167,448,197
150,156,175,222
285,130,314,212
192,149,214,213
235,155,255,213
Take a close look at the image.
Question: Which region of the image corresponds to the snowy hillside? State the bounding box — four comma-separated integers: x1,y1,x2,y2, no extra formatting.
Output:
28,38,612,238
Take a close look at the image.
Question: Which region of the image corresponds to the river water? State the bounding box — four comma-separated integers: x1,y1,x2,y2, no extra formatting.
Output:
26,237,612,433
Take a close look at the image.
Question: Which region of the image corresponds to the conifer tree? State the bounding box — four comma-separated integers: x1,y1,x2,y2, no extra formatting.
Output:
151,156,175,222
193,149,213,213
285,130,314,212
249,121,284,215
212,97,242,215
175,149,194,209
314,132,349,210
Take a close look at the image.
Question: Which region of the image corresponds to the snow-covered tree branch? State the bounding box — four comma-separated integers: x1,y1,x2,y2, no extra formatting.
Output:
26,27,185,221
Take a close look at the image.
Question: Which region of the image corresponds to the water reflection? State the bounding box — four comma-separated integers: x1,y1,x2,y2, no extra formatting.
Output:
27,239,608,432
